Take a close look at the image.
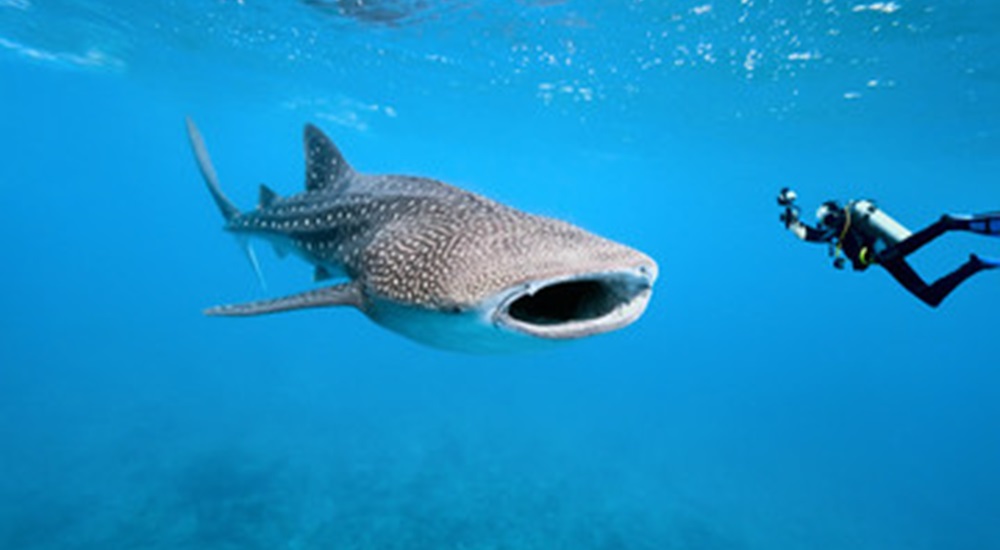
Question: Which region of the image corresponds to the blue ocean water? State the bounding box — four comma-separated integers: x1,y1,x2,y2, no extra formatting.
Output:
1,0,999,548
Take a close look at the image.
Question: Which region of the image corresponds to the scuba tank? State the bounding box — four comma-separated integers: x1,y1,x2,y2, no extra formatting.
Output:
846,200,912,255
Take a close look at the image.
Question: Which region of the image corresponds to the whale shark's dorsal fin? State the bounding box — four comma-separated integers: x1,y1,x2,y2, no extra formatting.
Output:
258,184,279,209
304,124,354,194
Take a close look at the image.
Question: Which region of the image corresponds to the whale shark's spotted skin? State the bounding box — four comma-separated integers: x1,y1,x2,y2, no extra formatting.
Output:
187,119,657,352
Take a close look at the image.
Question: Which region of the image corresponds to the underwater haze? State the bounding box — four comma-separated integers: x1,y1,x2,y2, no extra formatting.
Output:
2,1,999,548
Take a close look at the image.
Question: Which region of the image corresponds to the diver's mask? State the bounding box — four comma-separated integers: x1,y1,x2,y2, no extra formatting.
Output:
816,201,845,232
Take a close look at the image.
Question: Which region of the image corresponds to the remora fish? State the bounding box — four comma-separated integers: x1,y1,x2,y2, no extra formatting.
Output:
187,119,657,352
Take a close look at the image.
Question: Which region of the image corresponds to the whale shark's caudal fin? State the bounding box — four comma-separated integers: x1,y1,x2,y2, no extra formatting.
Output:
236,235,267,289
186,118,240,221
186,117,267,288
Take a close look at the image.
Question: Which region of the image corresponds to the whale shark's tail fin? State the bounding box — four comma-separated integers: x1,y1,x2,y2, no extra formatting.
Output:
186,118,266,288
186,118,240,221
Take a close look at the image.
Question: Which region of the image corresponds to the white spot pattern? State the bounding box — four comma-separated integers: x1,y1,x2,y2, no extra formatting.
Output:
223,141,653,308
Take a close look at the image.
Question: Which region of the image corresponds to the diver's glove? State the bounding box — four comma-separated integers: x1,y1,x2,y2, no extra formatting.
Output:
780,206,799,228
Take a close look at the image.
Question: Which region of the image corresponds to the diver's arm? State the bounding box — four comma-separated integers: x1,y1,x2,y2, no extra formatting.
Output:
790,220,831,242
778,188,833,244
782,205,833,243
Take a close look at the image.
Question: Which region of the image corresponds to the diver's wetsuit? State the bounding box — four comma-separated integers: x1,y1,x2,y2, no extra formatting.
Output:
784,197,999,307
876,214,998,307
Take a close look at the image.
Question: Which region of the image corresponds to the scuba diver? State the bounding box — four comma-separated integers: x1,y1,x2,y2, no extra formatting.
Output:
778,188,1000,307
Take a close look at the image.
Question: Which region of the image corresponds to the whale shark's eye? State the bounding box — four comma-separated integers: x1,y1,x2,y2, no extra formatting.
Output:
507,279,633,326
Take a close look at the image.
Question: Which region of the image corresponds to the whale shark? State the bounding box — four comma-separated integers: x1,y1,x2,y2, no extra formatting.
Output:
187,119,657,352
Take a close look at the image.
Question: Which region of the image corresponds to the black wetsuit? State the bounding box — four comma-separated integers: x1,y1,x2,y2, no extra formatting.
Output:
789,204,998,307
876,216,990,307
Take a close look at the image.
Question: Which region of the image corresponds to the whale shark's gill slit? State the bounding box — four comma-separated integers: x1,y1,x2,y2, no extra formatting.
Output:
507,279,636,326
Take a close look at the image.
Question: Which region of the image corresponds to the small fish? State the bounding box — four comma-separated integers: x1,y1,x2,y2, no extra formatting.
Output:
187,119,658,352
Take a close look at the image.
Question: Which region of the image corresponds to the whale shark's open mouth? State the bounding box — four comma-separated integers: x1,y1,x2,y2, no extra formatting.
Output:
493,268,655,340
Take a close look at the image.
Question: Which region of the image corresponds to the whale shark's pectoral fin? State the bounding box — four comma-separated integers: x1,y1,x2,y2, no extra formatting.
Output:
205,281,363,317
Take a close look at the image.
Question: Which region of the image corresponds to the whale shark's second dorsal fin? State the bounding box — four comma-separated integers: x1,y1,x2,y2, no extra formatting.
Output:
304,124,355,194
258,184,279,209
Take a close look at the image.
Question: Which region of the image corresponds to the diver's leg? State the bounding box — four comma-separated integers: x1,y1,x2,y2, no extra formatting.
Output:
882,216,961,260
882,256,992,308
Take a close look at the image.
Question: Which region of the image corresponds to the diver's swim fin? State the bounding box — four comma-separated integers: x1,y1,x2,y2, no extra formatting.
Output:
972,254,1000,269
968,213,1000,236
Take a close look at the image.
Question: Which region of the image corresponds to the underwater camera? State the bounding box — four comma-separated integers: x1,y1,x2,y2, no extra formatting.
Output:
778,187,799,227
777,187,797,207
